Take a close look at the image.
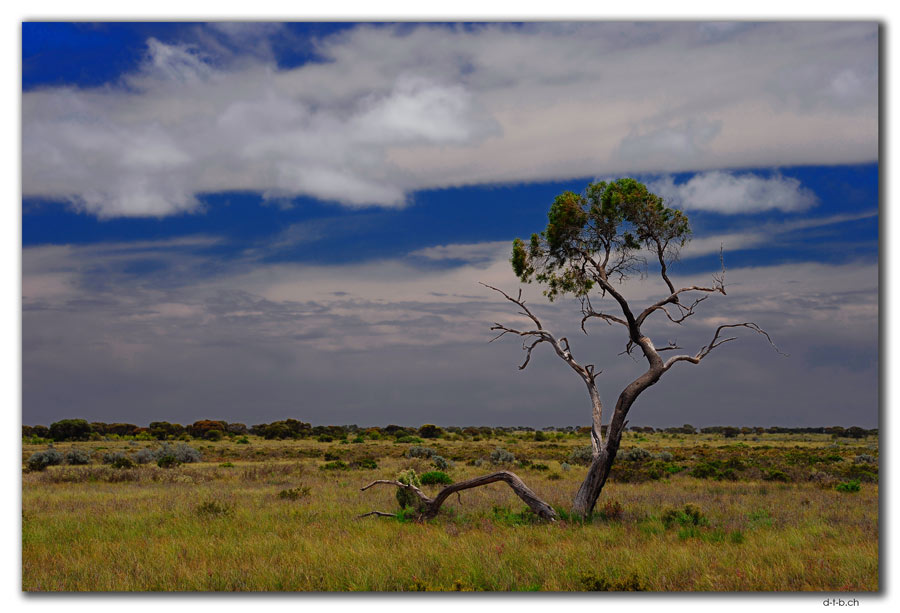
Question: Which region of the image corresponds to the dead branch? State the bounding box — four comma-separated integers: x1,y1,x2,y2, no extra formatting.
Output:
663,322,787,372
360,471,557,521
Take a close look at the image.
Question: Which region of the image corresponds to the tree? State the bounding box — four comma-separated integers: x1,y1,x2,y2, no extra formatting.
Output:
48,418,92,441
361,178,781,521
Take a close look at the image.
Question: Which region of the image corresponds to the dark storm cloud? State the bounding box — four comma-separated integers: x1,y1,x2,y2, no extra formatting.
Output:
22,238,877,428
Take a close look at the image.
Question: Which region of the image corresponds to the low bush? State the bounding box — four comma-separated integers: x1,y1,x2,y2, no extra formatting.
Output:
621,448,651,462
853,454,877,464
431,455,452,470
490,448,515,465
763,468,790,482
395,436,424,444
64,449,91,465
235,436,250,444
836,480,861,493
320,460,349,470
420,471,453,486
405,446,436,459
568,446,593,466
157,455,180,469
352,458,378,470
662,504,708,528
395,469,424,510
26,449,63,472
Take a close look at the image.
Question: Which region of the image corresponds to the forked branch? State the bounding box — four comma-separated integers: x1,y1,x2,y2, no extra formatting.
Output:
663,322,787,372
360,471,558,521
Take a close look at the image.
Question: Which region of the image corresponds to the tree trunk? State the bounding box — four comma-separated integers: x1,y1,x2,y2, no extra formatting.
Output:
571,371,660,519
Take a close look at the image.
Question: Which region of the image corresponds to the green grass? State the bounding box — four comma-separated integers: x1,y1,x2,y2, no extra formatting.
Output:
21,432,879,591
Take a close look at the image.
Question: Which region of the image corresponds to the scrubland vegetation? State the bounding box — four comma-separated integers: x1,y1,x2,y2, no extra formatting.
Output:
22,424,878,591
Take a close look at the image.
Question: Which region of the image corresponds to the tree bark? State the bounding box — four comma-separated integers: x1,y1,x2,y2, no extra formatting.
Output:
361,470,558,521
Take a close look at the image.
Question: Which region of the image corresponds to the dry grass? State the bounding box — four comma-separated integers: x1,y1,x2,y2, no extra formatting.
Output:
21,432,878,591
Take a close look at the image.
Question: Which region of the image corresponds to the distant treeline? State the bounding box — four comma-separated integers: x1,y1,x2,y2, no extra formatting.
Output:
22,418,878,443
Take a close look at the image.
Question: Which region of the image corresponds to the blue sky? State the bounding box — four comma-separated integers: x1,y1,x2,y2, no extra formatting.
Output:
21,21,879,428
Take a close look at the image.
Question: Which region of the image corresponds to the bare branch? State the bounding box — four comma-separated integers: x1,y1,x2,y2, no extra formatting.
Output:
358,511,397,519
480,282,543,329
663,322,787,372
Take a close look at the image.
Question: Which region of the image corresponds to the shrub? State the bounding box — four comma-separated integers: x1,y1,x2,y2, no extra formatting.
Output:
534,431,547,441
621,447,651,462
395,469,424,511
219,462,234,468
204,429,224,441
235,436,250,445
405,446,436,459
351,436,365,444
568,446,593,466
26,449,64,471
157,455,180,469
101,451,129,465
420,471,453,486
418,424,444,438
836,480,861,493
111,455,135,469
134,448,156,464
352,458,378,470
763,468,790,482
531,463,550,471
689,461,721,479
547,473,562,480
320,460,349,470
490,447,516,465
323,452,341,461
170,443,202,463
662,504,708,528
279,486,311,500
395,435,424,444
64,449,91,465
560,462,571,472
431,455,452,470
317,435,333,443
655,451,673,462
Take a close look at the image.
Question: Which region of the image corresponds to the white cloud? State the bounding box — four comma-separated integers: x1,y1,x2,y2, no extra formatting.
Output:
22,22,877,218
648,171,820,214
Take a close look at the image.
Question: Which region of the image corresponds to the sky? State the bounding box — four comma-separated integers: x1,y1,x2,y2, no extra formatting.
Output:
20,21,879,429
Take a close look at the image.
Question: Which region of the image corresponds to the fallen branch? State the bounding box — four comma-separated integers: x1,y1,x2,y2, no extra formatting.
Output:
360,471,557,521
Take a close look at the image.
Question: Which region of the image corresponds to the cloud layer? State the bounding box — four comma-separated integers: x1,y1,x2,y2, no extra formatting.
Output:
22,233,878,427
23,22,878,217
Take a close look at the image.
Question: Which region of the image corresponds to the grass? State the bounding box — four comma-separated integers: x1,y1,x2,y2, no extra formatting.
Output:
21,431,878,591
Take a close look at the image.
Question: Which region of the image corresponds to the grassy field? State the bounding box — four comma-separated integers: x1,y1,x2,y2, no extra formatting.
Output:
21,431,878,591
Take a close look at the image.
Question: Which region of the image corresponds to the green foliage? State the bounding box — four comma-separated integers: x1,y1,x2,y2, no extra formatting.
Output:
320,460,349,470
351,436,365,444
491,505,540,526
394,436,424,444
49,419,93,442
835,480,861,493
763,468,790,482
316,435,333,443
512,179,690,301
111,455,135,469
748,509,774,528
419,471,453,486
235,436,250,445
352,458,378,470
156,454,178,468
662,504,708,529
219,462,234,468
395,469,424,511
418,424,444,438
